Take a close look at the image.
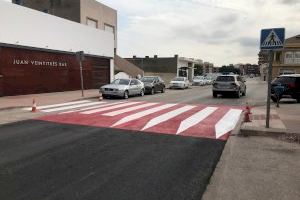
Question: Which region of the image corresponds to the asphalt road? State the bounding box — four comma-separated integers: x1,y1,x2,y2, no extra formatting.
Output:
125,77,267,106
0,77,267,199
0,120,225,200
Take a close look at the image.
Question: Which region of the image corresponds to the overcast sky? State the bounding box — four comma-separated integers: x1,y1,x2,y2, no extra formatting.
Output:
4,0,300,66
99,0,299,66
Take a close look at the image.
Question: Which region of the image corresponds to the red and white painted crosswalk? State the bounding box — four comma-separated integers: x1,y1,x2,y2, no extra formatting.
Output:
32,100,243,140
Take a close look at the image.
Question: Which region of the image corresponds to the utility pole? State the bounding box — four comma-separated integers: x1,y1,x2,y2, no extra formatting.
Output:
76,51,85,97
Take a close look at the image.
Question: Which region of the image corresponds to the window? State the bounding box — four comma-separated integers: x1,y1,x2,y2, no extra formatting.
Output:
284,51,300,64
279,69,296,75
104,24,114,33
104,24,115,40
216,76,234,82
14,0,23,5
86,18,97,28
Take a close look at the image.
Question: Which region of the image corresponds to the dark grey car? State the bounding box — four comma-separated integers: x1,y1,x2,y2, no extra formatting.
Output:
140,76,165,94
212,75,246,98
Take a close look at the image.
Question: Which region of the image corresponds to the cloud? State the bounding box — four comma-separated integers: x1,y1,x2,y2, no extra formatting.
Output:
279,0,300,4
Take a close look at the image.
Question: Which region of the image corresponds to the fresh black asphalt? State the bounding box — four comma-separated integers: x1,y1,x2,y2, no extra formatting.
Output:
0,120,225,200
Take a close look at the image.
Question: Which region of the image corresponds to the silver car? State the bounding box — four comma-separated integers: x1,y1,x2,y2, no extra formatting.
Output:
212,75,246,98
100,78,145,99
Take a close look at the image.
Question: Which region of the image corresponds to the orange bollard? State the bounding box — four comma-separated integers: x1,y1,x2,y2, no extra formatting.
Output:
244,102,252,122
31,98,37,112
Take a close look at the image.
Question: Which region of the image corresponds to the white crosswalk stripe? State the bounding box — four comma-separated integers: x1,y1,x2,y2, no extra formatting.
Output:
23,100,91,111
142,105,196,131
59,101,125,114
81,101,141,115
102,102,158,116
176,107,218,135
215,109,243,139
42,101,103,113
112,104,177,127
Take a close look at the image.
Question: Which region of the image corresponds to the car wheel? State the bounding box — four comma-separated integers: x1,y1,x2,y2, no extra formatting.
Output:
242,89,246,96
271,96,277,103
213,92,217,98
236,90,241,98
161,86,165,93
150,88,155,95
124,90,129,99
140,89,145,96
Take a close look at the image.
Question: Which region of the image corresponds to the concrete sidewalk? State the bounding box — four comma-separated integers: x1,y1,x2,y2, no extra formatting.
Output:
0,89,100,110
203,100,300,200
241,99,300,137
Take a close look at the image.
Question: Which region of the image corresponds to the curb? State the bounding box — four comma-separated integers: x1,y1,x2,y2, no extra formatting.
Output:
240,124,287,137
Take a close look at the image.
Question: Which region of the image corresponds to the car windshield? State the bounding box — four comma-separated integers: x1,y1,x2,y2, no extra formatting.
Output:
112,79,130,85
141,77,155,83
173,77,184,81
216,76,235,82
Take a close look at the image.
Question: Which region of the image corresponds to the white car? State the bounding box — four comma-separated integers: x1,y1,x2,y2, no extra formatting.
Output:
169,77,190,89
192,76,206,86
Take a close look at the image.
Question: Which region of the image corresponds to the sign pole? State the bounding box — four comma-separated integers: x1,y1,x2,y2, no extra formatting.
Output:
266,50,273,128
79,60,84,97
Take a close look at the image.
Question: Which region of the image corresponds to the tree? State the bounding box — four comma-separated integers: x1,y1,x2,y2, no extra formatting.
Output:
219,65,240,74
194,64,203,76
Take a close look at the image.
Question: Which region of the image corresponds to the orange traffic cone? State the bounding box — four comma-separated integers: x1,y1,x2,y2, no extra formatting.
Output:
31,98,37,112
244,102,252,122
99,93,103,101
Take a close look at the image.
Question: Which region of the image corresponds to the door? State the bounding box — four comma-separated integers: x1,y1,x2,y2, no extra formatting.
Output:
153,77,160,92
129,80,138,95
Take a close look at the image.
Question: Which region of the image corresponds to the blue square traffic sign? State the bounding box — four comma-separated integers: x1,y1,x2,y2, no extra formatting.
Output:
260,28,285,50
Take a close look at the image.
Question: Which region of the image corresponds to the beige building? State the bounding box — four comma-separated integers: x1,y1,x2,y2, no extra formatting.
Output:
272,35,300,79
13,0,143,78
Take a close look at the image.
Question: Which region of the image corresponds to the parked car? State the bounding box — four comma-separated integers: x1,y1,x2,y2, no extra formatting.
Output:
205,77,214,85
100,78,145,99
140,76,166,94
271,74,300,103
249,74,254,78
192,76,206,86
169,77,189,89
212,75,246,98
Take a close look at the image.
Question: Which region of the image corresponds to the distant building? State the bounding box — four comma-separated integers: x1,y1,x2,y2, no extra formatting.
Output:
203,62,214,74
125,55,203,83
239,64,260,76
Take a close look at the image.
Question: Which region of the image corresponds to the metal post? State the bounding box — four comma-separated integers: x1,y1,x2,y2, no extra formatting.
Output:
79,60,84,97
266,50,273,128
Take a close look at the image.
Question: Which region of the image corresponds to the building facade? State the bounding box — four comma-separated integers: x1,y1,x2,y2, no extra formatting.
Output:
13,0,117,52
12,0,144,78
272,35,300,79
0,1,114,96
126,55,203,83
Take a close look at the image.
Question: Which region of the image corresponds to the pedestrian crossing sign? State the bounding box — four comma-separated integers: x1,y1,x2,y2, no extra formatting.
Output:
260,28,285,50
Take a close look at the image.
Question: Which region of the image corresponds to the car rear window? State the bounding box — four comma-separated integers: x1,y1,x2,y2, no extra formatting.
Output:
274,77,296,84
216,76,234,82
141,77,155,82
173,77,184,81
